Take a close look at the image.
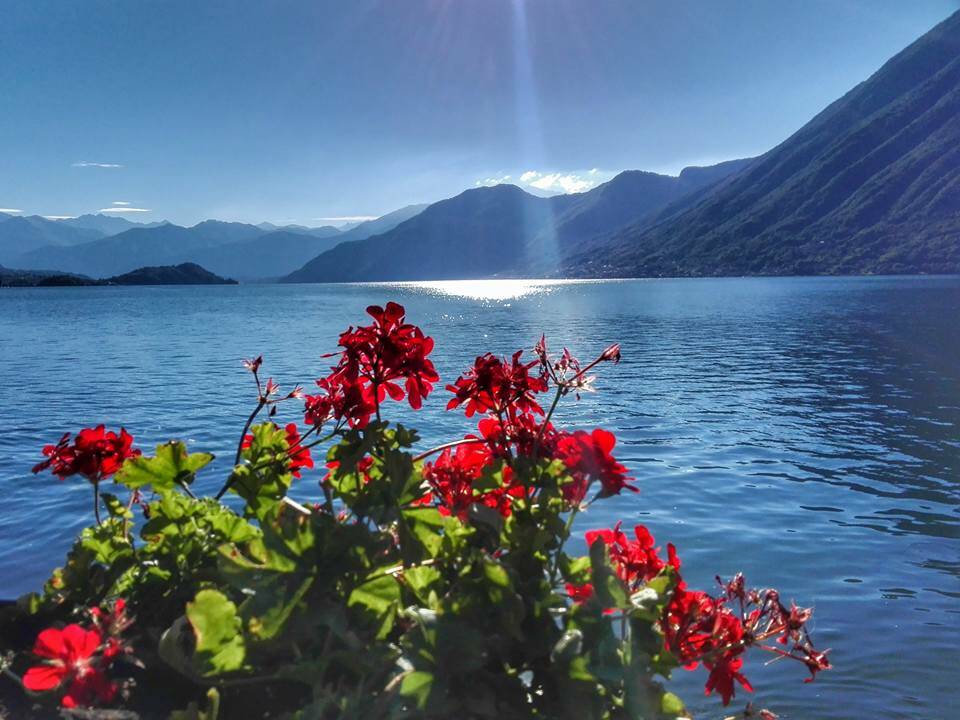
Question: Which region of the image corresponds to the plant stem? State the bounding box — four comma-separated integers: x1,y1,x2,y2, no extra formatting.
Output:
412,437,485,462
93,480,102,526
234,399,266,467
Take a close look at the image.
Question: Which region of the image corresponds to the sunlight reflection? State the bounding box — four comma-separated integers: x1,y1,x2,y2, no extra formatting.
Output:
376,279,591,301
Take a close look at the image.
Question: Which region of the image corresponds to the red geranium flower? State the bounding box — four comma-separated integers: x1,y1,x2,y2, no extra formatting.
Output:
446,351,547,419
32,426,140,484
557,428,636,501
283,423,313,478
325,302,439,418
22,624,117,709
585,522,667,589
565,582,595,604
704,654,753,706
422,442,520,519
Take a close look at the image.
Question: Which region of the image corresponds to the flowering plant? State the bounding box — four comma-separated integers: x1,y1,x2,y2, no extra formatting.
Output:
0,302,828,719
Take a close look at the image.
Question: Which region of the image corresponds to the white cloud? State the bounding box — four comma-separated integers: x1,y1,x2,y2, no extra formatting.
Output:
0,207,22,214
98,207,152,213
111,201,131,206
43,215,76,220
312,215,378,223
475,174,512,187
519,171,597,194
73,161,123,168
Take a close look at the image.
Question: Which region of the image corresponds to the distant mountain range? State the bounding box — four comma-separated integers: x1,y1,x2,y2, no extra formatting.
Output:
3,13,958,284
0,206,428,280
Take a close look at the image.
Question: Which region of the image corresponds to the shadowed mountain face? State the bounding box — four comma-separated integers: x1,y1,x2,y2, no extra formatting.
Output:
283,162,750,283
567,11,960,278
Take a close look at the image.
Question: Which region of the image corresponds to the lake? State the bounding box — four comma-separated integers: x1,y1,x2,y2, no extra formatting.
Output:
1,276,958,718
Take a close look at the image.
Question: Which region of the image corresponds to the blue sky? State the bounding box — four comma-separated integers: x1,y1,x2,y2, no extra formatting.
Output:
1,0,957,226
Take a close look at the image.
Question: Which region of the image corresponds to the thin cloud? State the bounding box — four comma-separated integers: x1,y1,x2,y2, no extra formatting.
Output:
111,201,131,206
0,207,23,213
312,216,377,223
98,207,152,214
475,174,512,187
73,161,124,168
519,169,614,194
43,215,76,220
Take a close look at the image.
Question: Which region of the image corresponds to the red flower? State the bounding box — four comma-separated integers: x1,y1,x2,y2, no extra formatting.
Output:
565,583,594,604
704,654,753,706
585,522,667,589
283,423,313,478
557,428,636,501
476,411,557,459
322,302,438,422
422,442,519,519
32,426,140,484
22,625,116,709
446,351,547,419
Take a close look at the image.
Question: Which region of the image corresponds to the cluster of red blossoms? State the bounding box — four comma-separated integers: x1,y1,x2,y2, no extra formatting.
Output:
303,302,439,429
32,425,140,485
567,525,830,706
22,600,134,709
419,337,632,516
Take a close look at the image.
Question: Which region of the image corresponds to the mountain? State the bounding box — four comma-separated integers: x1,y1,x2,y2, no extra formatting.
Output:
16,221,268,278
0,215,104,265
105,262,236,285
189,230,347,279
282,163,750,283
332,204,430,243
257,222,342,238
567,11,960,277
59,214,166,235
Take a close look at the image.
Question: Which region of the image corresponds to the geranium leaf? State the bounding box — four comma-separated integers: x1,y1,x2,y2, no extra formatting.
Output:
186,589,247,675
115,441,213,492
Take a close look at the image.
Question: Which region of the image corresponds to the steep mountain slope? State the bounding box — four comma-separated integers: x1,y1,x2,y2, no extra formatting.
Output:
332,204,430,243
283,161,750,282
569,11,960,277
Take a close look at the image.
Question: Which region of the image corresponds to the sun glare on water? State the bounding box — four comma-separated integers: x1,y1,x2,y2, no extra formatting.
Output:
367,279,590,301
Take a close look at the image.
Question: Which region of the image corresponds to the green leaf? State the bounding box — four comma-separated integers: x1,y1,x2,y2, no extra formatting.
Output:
348,573,401,639
116,441,214,493
401,506,445,558
399,670,434,710
100,493,133,520
403,565,442,605
186,590,247,675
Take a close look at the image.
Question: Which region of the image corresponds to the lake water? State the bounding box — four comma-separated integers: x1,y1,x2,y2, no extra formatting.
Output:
1,277,958,718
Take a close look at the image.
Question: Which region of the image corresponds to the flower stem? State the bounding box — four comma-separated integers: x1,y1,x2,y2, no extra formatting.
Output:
412,437,485,462
93,480,102,526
